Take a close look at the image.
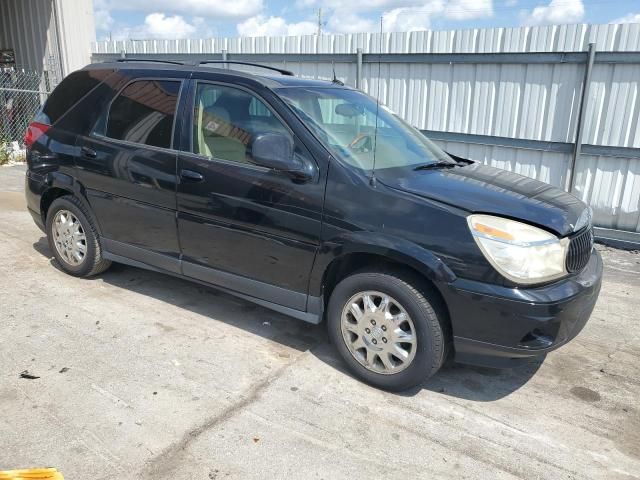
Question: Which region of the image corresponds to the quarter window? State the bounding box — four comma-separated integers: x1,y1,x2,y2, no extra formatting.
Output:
192,83,290,165
105,80,180,149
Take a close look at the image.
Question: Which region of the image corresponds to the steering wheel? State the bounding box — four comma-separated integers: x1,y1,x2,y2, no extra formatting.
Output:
348,133,374,152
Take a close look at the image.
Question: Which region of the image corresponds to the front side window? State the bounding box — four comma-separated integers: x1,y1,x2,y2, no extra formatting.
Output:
105,79,180,149
192,82,290,165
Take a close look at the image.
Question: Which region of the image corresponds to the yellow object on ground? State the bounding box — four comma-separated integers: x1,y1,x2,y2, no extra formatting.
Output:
0,469,63,479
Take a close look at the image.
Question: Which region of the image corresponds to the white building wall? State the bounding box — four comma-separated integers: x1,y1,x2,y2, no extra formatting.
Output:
54,0,96,74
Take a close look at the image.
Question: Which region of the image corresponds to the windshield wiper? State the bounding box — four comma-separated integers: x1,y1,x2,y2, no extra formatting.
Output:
413,161,458,171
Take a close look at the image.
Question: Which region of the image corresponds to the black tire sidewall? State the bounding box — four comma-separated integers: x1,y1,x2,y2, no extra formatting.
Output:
46,196,99,277
327,272,444,391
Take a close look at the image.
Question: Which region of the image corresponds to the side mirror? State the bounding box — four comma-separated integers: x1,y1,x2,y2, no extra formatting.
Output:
251,133,313,181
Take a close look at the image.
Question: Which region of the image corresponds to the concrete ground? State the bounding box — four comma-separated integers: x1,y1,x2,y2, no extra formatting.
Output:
0,164,639,480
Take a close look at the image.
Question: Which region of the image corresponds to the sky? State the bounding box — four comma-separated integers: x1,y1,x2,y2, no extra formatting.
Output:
93,0,640,40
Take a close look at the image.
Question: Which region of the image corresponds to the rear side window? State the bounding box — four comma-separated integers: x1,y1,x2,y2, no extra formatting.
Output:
105,80,180,149
39,70,112,125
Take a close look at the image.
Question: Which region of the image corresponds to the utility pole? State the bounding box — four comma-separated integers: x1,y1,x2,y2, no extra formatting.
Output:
317,8,322,36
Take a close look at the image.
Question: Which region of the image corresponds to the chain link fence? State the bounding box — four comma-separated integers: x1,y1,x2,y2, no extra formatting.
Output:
0,67,55,164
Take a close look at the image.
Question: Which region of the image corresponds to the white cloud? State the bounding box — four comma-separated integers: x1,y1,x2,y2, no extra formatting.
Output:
521,0,584,26
113,13,210,40
383,9,432,32
611,12,640,24
327,11,379,34
445,0,493,21
98,0,497,40
381,5,439,32
294,0,317,7
237,15,317,36
326,0,493,34
94,0,114,32
104,0,263,19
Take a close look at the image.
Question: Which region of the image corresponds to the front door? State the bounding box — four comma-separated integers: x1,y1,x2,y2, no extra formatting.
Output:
176,80,324,311
76,77,184,272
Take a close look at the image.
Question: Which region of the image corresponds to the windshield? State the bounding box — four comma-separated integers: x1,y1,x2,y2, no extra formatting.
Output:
276,87,453,171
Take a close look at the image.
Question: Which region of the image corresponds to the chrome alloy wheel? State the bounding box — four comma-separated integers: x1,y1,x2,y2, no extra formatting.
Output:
340,291,417,375
52,209,87,266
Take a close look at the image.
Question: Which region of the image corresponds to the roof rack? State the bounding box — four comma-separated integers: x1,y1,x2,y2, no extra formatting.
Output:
198,61,294,76
116,58,186,66
114,58,295,77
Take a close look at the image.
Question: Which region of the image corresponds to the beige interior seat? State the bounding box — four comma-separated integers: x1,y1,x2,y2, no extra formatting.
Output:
196,103,248,164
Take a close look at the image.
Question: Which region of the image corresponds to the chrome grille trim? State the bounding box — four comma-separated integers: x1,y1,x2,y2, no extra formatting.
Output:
566,227,594,273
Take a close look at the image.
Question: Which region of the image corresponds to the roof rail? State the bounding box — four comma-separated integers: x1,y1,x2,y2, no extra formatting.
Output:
198,61,294,76
116,58,186,66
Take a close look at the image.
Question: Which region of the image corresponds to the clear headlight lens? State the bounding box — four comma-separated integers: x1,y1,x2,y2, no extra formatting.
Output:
467,214,569,285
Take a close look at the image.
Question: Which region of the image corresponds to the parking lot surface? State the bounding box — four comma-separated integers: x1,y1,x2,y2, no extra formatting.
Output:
1,164,639,479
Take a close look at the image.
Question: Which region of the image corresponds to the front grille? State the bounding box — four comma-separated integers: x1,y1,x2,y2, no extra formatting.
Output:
566,227,594,273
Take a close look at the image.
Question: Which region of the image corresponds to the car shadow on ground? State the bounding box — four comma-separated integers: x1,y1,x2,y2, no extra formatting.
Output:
33,236,542,402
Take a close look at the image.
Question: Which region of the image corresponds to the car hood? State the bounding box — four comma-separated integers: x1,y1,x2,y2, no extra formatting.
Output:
377,162,587,237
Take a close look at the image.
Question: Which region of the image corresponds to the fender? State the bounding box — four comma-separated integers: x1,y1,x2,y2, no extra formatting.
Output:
45,170,75,192
308,231,457,297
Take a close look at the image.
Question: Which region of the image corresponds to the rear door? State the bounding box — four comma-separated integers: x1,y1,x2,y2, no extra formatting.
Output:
76,73,185,272
175,77,326,311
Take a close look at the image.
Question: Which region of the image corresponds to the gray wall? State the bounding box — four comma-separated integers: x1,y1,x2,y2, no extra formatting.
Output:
1,0,95,82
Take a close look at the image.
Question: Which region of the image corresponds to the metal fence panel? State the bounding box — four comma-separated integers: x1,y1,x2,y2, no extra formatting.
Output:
584,63,640,148
573,154,640,233
433,139,571,189
0,69,49,152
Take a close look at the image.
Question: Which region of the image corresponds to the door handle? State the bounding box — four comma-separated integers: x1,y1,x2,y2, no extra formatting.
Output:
34,152,58,162
180,169,204,182
81,146,97,159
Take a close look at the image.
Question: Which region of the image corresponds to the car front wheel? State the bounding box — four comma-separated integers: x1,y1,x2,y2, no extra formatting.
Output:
327,270,448,391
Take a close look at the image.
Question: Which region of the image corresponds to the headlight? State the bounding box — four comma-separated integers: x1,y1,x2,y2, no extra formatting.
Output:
467,214,569,285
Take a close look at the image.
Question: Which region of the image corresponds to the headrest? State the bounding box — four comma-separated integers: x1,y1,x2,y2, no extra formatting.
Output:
204,106,230,123
201,106,231,136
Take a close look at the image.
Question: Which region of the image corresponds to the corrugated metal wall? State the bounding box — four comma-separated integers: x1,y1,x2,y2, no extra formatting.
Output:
0,0,60,75
0,0,95,82
91,23,639,236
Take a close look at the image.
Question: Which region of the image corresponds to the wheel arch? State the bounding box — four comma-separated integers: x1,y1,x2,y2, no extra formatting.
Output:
40,172,97,232
311,233,456,324
41,187,73,223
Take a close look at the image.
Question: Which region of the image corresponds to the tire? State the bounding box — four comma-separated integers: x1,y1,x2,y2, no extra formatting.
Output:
46,195,111,277
327,270,447,391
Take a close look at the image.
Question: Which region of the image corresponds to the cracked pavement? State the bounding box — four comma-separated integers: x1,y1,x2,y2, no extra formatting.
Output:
1,164,639,479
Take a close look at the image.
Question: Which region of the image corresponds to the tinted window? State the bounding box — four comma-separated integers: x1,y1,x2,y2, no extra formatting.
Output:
192,83,289,165
39,69,113,124
106,80,180,149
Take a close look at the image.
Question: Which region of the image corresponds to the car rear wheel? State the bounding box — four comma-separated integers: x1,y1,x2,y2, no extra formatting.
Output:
46,196,111,277
328,270,447,391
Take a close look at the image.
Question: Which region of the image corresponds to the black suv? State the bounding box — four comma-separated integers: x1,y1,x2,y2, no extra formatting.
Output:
25,60,602,391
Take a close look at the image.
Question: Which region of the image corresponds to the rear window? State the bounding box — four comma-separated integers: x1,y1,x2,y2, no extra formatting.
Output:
104,79,181,149
38,70,112,125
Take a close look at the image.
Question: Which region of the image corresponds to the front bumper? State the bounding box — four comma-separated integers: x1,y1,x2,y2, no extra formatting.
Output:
441,249,602,368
